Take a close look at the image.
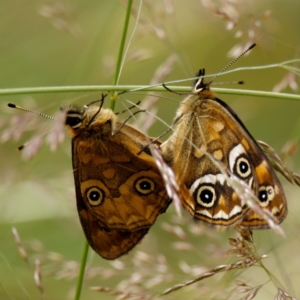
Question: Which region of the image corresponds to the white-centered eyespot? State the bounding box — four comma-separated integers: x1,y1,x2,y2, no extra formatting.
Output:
86,186,105,206
235,157,251,178
195,185,217,208
258,185,275,207
134,177,156,195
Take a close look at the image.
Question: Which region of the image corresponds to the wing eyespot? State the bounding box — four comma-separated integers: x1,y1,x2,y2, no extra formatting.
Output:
234,156,251,179
86,186,105,206
258,185,275,207
195,185,217,208
134,177,156,195
229,144,252,180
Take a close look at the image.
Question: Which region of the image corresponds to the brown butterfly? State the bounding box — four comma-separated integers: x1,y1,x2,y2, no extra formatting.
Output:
64,99,171,259
161,68,287,229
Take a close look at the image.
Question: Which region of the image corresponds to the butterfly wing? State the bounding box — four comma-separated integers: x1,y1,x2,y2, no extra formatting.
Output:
161,96,287,229
72,123,171,232
67,104,171,259
74,176,149,260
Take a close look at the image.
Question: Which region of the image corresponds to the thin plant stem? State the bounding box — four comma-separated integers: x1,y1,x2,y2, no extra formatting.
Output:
256,259,286,291
250,240,287,291
160,255,266,296
0,252,31,300
111,0,133,111
74,240,89,300
74,2,134,299
1,85,300,102
116,0,142,87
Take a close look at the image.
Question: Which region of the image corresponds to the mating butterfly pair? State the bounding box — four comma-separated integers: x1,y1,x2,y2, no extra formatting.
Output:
10,46,287,259
63,70,287,259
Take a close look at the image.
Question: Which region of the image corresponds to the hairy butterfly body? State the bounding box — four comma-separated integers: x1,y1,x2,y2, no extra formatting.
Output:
161,69,287,229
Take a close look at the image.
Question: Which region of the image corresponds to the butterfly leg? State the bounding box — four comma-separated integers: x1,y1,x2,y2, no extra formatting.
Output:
137,114,183,154
112,109,146,136
115,101,141,115
84,94,107,108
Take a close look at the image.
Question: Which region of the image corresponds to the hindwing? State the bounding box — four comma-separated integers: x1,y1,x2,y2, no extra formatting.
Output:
161,71,287,229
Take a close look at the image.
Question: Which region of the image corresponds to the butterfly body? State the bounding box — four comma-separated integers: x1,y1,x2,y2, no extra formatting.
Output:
65,104,170,259
161,69,287,229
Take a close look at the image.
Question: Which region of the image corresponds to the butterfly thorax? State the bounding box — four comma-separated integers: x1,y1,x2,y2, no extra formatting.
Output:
176,84,216,118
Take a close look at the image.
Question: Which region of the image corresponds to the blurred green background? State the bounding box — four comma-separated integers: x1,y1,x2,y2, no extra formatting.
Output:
1,0,300,299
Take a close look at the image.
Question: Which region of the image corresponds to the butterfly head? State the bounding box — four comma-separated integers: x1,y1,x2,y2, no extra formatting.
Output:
177,69,216,117
193,68,216,99
64,105,117,137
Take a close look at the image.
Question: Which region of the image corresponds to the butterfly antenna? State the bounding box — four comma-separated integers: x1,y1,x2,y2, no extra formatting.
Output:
17,129,53,151
87,94,107,126
207,43,256,85
162,83,191,96
7,103,56,120
7,103,57,151
212,80,245,85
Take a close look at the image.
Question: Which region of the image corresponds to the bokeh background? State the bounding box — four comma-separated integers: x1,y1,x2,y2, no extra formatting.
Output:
1,0,300,299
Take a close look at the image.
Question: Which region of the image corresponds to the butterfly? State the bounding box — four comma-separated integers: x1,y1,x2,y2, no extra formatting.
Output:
63,98,171,259
160,68,287,229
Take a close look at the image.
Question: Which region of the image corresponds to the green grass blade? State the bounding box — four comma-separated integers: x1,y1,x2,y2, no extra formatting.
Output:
74,240,89,300
111,0,133,110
